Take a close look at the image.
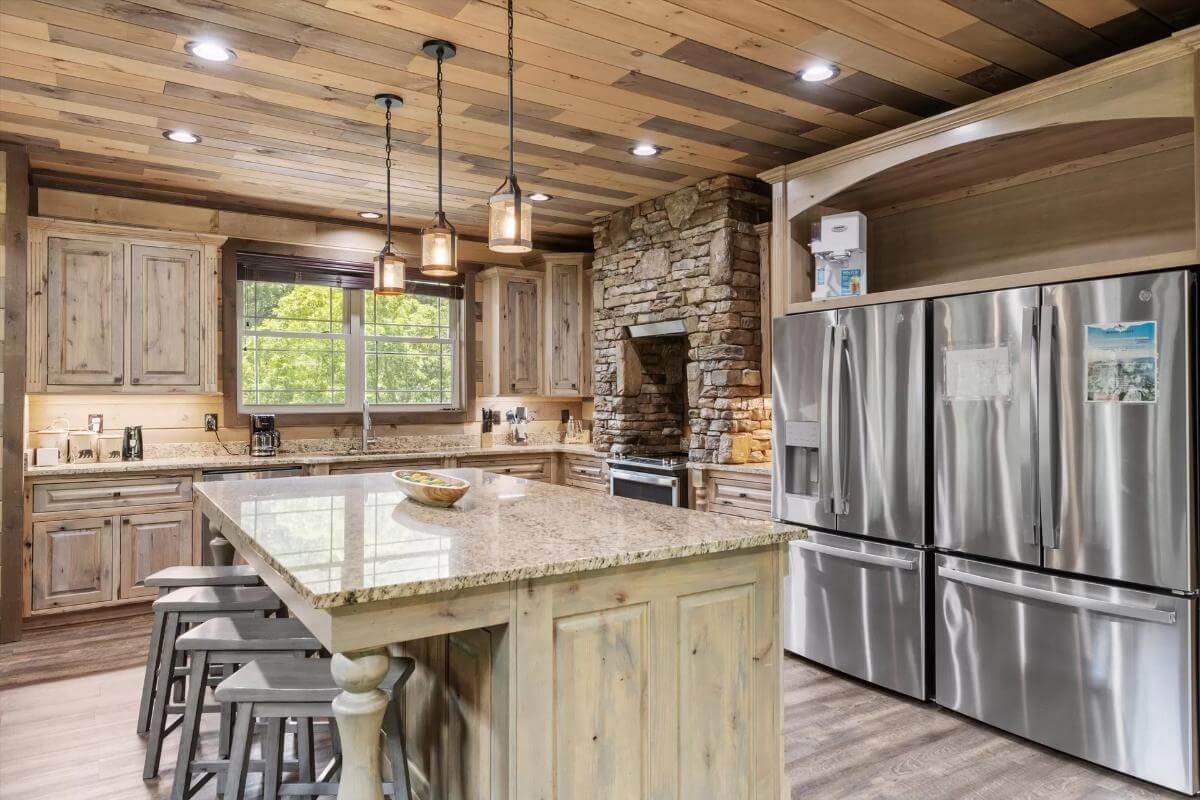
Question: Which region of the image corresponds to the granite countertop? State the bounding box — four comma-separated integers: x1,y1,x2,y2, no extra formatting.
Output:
687,461,772,476
24,443,603,479
196,468,803,609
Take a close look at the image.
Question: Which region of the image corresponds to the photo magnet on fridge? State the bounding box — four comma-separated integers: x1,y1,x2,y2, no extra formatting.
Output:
1084,321,1158,403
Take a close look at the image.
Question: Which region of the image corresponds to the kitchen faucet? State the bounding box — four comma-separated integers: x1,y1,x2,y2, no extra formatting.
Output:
361,396,377,452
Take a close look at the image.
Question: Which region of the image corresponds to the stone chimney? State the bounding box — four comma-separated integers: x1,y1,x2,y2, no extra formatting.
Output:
591,175,772,463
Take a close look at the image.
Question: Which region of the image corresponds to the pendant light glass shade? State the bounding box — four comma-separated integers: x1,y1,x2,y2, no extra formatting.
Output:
488,181,532,253
421,40,460,276
373,249,406,295
373,93,405,294
420,212,457,276
488,0,532,254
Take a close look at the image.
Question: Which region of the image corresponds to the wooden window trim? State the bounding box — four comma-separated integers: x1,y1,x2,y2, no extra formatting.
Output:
220,240,478,427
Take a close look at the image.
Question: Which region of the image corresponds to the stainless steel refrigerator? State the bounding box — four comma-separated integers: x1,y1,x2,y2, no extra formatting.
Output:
932,270,1197,794
772,300,929,700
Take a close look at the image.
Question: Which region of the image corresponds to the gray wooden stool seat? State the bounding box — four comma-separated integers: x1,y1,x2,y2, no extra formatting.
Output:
170,618,321,800
144,565,261,591
141,586,284,779
216,658,414,800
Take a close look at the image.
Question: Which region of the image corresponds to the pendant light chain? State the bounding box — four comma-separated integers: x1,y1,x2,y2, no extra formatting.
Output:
507,0,515,178
437,50,445,218
384,98,393,248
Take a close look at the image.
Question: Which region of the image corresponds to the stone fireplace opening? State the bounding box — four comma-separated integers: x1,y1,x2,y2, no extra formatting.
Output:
592,175,773,463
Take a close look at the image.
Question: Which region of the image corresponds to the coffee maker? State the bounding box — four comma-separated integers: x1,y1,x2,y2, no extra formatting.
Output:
249,414,281,457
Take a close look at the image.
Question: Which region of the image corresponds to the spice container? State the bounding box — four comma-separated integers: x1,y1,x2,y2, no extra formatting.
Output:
68,430,99,463
98,433,125,463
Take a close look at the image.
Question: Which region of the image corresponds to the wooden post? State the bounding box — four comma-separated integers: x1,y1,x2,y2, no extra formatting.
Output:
1,143,29,643
331,648,391,800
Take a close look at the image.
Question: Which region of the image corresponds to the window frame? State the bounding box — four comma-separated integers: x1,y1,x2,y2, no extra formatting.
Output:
220,240,474,428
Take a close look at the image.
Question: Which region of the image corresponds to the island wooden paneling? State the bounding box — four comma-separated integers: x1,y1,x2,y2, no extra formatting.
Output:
0,0,1196,244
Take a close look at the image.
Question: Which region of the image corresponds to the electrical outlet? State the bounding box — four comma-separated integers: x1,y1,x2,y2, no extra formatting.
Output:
205,413,219,432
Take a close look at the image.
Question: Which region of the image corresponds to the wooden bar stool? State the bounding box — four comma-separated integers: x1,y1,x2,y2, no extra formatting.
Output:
170,617,322,800
142,586,283,780
216,657,415,800
138,565,263,735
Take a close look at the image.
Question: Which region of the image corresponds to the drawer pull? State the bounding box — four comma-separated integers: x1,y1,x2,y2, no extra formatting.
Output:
737,491,748,498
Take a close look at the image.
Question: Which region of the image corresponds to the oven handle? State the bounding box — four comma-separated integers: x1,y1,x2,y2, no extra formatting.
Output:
609,469,679,488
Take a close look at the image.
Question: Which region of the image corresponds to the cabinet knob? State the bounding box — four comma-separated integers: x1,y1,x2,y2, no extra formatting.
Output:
113,377,122,383
103,520,112,526
131,378,140,384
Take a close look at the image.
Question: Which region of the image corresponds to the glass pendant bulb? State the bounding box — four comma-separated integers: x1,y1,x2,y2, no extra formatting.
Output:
489,0,532,254
420,212,458,277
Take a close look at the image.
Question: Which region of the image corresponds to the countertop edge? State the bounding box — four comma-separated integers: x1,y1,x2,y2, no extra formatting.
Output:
196,491,804,611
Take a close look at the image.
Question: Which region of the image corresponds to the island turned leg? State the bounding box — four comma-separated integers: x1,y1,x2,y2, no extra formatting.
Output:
331,648,390,800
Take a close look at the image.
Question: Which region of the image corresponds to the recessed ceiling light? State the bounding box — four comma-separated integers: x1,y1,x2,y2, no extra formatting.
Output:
528,192,552,202
800,63,840,82
358,211,382,220
163,129,201,144
185,40,236,62
629,143,659,157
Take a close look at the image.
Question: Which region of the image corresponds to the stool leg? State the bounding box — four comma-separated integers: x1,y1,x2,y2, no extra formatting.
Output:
224,702,255,800
144,611,181,780
218,700,233,758
263,716,285,799
137,609,168,736
169,650,210,800
297,717,315,786
381,703,412,800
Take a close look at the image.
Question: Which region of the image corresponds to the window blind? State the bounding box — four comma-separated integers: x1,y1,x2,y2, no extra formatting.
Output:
235,251,464,299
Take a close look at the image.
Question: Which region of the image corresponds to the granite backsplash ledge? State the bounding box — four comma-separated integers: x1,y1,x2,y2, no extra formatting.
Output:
143,431,569,460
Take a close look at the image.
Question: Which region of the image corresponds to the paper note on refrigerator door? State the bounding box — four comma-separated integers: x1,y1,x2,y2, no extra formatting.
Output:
1085,321,1158,403
943,345,1012,400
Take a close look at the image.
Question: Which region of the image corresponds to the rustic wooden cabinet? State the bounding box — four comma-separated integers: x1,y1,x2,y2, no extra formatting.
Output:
27,218,223,393
479,267,543,396
479,254,593,398
130,245,202,387
457,453,555,482
31,516,114,611
45,237,126,386
562,452,608,492
691,466,773,520
118,510,193,600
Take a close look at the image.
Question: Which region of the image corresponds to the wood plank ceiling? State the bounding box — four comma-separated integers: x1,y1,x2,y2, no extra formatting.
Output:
0,0,1196,249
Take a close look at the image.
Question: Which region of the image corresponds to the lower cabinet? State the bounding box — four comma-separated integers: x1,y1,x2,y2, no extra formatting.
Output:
31,516,115,611
692,467,773,519
457,454,554,482
330,459,444,475
562,453,608,492
119,510,193,599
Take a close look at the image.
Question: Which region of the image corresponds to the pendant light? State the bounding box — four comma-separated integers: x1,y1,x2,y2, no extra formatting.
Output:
488,0,532,253
373,93,406,295
420,40,459,277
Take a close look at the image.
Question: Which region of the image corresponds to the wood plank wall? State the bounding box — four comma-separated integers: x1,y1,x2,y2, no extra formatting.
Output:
2,144,30,643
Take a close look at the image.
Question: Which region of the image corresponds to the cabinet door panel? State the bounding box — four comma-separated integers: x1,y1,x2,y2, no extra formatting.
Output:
46,237,124,386
503,279,540,394
119,510,193,599
32,517,115,610
547,263,581,395
130,245,201,386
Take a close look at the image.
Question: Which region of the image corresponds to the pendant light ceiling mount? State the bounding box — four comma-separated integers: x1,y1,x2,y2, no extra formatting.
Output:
420,40,459,277
488,0,532,254
372,92,406,295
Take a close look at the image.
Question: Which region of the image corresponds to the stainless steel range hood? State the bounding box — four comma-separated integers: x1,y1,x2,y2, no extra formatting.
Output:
625,319,687,338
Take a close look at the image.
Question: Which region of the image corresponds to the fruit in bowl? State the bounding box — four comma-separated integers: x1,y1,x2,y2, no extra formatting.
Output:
392,470,470,507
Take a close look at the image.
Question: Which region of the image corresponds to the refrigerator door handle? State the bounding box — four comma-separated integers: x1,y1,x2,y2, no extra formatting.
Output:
938,565,1177,625
1037,305,1059,549
830,323,848,516
793,539,917,570
1020,307,1040,546
818,324,835,514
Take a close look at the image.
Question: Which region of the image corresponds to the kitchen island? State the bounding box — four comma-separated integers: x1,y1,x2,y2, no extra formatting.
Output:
196,468,803,800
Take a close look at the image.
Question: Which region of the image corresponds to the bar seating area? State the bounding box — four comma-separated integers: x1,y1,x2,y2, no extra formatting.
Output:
135,551,415,799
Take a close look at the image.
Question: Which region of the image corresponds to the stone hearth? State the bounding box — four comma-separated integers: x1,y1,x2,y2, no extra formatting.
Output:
591,175,772,463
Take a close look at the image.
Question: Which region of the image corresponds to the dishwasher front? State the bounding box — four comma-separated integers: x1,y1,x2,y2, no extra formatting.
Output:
198,466,304,564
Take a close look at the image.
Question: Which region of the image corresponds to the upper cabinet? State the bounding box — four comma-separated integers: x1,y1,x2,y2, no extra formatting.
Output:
478,253,593,398
27,219,223,394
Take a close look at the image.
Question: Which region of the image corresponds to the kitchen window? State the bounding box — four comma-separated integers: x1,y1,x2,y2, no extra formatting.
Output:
233,250,464,417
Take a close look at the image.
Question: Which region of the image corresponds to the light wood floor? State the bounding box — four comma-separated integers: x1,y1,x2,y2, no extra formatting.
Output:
0,619,1186,799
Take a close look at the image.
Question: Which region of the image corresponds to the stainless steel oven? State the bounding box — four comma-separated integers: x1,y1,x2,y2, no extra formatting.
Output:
607,454,689,507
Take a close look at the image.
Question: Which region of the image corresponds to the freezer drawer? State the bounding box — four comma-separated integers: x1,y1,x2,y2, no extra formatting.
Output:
785,531,927,699
935,554,1198,794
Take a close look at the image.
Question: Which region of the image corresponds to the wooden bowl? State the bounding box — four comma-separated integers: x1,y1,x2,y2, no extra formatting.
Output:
392,470,470,508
